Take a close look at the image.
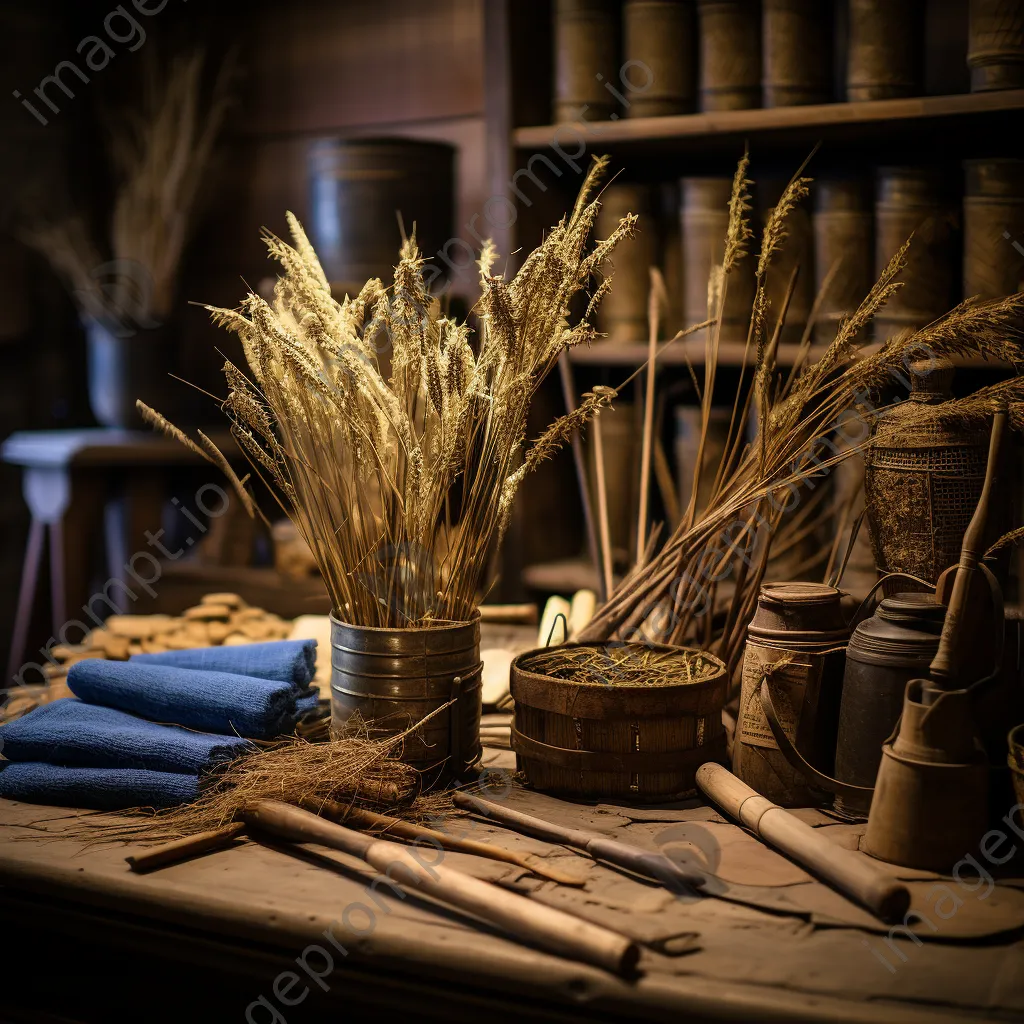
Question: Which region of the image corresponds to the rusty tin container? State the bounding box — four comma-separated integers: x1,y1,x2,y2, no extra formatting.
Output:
624,1,697,117
330,614,482,788
968,0,1024,92
734,583,849,806
834,593,946,820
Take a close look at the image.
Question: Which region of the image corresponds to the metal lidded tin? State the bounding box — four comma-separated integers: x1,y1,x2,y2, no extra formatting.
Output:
734,583,849,806
833,592,945,819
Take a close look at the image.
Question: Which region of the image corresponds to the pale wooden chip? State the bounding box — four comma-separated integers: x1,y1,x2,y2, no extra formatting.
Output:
51,644,87,662
106,615,177,640
232,607,266,623
141,638,169,655
223,632,251,646
184,604,232,622
202,592,246,609
207,621,230,644
128,642,144,656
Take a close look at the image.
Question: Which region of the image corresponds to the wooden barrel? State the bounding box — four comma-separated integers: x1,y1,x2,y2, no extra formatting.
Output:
553,0,617,122
697,0,762,111
596,184,656,343
762,0,832,107
968,0,1024,92
623,1,696,117
330,614,482,787
760,179,815,343
681,176,756,342
964,159,1024,299
511,643,728,801
846,0,924,101
813,177,873,343
307,138,454,295
873,167,956,341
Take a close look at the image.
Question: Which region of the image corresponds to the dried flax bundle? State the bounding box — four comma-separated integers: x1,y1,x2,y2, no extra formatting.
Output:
141,157,633,627
581,151,1024,681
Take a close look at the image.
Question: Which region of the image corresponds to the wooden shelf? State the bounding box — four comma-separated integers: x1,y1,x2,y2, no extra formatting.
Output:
514,90,1024,160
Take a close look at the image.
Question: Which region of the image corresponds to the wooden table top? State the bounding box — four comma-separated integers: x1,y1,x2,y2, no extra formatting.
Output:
0,767,1022,1023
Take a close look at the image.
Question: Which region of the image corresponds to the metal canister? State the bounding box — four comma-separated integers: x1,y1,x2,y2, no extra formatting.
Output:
329,614,482,788
846,0,924,101
624,1,697,117
697,0,762,111
968,0,1024,92
834,593,946,819
964,159,1024,300
553,0,617,122
762,0,832,107
734,583,849,806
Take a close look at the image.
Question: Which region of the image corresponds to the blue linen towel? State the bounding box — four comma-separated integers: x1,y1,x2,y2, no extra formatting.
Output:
0,699,253,774
132,640,317,690
0,761,197,810
68,660,317,740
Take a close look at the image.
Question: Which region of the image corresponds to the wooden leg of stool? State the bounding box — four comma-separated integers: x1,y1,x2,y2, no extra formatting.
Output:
7,518,46,685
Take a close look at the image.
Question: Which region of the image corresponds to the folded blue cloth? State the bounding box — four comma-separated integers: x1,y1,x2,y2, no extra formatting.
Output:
0,762,197,810
68,660,316,740
132,640,317,690
0,699,253,774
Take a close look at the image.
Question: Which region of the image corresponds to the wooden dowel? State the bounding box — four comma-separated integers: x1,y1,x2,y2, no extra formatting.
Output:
478,603,539,625
320,802,586,886
592,413,615,601
242,801,638,975
636,267,663,565
125,822,246,874
696,763,910,923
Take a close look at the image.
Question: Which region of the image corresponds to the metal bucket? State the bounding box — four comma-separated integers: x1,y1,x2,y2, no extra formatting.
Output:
329,614,482,787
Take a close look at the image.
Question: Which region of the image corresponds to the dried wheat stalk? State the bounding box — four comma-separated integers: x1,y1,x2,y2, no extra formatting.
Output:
141,158,633,627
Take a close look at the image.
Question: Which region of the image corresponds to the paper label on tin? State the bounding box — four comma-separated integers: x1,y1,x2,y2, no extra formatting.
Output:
738,646,822,750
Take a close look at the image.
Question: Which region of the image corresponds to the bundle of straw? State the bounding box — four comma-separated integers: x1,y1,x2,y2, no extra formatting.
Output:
141,157,633,627
23,50,232,330
580,151,1024,680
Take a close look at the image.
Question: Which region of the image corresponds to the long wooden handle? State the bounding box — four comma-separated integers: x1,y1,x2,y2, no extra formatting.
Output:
696,763,910,923
453,792,706,889
242,801,639,975
317,802,586,886
125,823,246,874
478,603,539,625
930,406,1007,689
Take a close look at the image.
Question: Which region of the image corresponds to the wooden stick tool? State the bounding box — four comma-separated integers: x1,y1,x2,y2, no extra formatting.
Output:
452,791,706,890
126,823,246,874
313,801,587,886
242,800,639,975
696,763,910,923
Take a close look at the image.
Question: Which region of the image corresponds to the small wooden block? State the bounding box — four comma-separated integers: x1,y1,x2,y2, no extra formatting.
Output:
202,592,246,610
223,633,251,646
184,604,232,622
207,621,230,644
106,615,177,640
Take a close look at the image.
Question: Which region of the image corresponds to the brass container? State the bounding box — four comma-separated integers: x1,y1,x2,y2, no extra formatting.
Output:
964,159,1024,300
553,0,617,122
968,0,1024,92
834,593,946,820
511,642,728,801
680,176,756,343
846,0,924,101
595,184,657,344
330,614,482,788
873,167,956,341
762,0,832,107
864,359,990,587
813,178,873,344
734,583,849,807
696,0,761,111
624,1,696,117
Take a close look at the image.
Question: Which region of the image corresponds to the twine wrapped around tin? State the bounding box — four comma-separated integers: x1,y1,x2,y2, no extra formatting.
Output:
329,614,482,788
697,0,761,111
846,0,924,101
813,178,873,344
733,583,849,807
873,167,956,341
595,184,656,344
623,1,696,117
680,177,756,343
554,0,617,122
968,0,1024,92
964,159,1024,300
864,359,990,588
762,0,832,107
511,642,728,801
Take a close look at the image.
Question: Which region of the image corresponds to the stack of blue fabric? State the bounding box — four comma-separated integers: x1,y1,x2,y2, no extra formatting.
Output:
0,639,319,811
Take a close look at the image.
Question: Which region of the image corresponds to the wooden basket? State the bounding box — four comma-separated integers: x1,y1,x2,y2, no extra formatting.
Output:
510,643,728,802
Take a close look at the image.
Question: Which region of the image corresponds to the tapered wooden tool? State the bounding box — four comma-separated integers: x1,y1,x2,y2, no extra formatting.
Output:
452,792,706,890
313,801,587,886
242,800,639,975
696,763,910,923
125,823,246,873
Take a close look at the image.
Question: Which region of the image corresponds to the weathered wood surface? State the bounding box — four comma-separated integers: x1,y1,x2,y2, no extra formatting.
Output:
1,779,1023,1022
